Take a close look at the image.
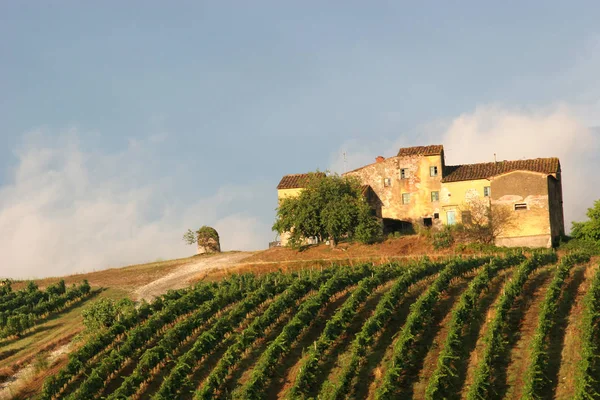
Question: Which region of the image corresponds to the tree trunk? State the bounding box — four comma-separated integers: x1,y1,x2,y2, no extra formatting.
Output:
329,237,337,248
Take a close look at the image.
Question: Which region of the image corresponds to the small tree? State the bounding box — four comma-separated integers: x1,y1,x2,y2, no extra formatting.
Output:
273,172,382,248
571,200,600,243
183,226,221,254
183,229,197,245
459,197,514,244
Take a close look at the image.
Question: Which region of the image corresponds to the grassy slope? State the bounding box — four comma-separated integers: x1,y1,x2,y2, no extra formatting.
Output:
0,257,199,399
10,257,199,292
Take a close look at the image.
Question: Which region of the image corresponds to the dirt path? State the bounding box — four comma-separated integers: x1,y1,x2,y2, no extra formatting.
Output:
0,342,71,400
134,252,252,301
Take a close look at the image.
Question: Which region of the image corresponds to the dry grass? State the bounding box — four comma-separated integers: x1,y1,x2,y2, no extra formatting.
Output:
11,256,199,292
242,236,438,263
194,236,465,283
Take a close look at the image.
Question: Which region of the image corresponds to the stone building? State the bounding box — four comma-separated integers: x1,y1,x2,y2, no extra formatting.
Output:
343,144,564,248
277,145,565,248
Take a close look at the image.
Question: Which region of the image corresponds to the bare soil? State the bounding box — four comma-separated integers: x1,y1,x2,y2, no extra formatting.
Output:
135,252,251,301
555,263,600,399
503,266,555,399
0,342,71,400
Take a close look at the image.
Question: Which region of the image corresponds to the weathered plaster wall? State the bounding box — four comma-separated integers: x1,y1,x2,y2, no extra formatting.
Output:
345,154,443,225
495,235,552,248
440,179,490,225
276,188,303,246
490,171,552,247
277,188,303,202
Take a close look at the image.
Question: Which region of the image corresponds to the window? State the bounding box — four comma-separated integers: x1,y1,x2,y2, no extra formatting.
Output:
384,178,391,187
484,186,491,197
430,166,438,177
431,191,439,202
400,169,407,179
423,217,433,227
461,211,472,225
434,212,440,219
514,203,527,211
402,193,410,204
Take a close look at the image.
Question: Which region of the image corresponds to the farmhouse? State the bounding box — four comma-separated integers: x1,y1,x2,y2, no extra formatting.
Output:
277,144,564,248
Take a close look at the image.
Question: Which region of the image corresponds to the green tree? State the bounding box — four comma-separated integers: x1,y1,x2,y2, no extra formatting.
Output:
571,200,600,243
183,226,221,253
273,172,382,248
183,229,197,245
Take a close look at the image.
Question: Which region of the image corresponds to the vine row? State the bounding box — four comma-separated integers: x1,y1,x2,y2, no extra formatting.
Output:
523,253,590,400
465,251,558,400
425,253,526,399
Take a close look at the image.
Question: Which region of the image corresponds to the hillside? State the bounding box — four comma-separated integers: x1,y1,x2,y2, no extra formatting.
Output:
0,239,598,399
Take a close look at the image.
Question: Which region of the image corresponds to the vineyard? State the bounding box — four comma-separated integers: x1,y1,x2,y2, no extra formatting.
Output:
1,251,598,399
0,280,91,339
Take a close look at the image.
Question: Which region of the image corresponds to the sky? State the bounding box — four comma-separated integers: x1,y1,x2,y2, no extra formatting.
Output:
1,1,599,278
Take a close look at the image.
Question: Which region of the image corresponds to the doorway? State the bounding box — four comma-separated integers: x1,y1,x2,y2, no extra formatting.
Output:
446,210,456,225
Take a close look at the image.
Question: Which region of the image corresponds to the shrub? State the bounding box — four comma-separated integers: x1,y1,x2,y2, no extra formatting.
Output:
432,227,454,249
82,298,135,332
558,237,600,256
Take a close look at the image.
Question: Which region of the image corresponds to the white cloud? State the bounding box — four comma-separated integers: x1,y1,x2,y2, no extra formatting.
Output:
442,104,600,227
329,104,600,233
0,131,271,279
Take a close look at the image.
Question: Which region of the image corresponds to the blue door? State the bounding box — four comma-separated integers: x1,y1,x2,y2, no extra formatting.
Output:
447,210,456,225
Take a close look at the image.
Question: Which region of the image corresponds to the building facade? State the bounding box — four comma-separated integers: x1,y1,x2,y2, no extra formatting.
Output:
276,145,564,248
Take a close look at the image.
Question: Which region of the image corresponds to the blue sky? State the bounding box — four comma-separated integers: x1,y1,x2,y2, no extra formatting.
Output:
1,1,599,278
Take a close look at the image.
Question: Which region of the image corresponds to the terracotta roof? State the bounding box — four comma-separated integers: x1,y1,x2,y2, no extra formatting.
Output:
397,145,444,157
442,158,560,183
343,162,377,175
277,172,326,189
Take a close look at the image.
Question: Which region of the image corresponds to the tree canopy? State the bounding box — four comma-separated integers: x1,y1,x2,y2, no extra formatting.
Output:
183,226,219,245
571,199,600,243
273,172,382,248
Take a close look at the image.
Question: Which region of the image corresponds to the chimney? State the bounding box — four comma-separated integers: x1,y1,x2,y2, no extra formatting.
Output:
376,156,385,163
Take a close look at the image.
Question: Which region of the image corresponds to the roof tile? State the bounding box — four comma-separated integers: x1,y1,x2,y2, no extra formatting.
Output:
442,158,560,182
277,172,326,189
397,145,444,157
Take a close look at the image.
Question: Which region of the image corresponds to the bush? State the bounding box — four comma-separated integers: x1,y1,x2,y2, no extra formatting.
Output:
82,298,135,331
571,199,600,243
433,227,454,250
354,216,383,244
558,237,600,256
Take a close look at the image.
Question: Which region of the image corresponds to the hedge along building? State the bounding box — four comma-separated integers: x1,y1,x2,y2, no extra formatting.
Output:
342,144,565,248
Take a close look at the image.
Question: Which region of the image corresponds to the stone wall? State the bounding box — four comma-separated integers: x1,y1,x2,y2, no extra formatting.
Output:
197,237,220,254
345,154,444,228
495,234,553,248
